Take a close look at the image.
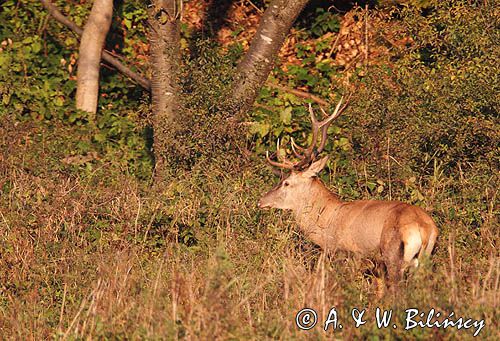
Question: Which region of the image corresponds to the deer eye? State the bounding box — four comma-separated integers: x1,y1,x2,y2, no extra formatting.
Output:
283,181,290,187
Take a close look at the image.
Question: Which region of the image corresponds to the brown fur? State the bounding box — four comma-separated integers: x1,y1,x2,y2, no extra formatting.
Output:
259,157,439,286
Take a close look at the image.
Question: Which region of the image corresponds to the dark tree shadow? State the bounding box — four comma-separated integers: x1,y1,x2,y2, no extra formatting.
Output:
298,0,377,24
99,0,144,101
98,0,154,171
198,0,236,39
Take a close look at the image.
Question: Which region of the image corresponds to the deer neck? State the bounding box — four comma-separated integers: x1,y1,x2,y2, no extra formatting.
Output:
293,179,342,246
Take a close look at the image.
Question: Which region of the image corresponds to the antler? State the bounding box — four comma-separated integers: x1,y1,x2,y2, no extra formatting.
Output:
292,96,348,169
265,96,349,171
265,139,296,170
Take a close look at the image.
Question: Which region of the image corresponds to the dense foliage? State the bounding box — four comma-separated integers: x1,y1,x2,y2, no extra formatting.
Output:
0,0,151,176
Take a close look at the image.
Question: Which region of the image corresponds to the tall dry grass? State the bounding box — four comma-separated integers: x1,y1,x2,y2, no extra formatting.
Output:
0,116,498,340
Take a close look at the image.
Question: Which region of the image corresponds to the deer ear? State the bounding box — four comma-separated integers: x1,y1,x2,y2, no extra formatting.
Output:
302,156,329,178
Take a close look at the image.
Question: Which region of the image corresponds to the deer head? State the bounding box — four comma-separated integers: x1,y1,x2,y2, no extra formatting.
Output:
258,98,348,210
258,156,329,209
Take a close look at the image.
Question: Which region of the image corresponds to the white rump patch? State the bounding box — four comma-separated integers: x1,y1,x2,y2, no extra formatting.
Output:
403,228,422,264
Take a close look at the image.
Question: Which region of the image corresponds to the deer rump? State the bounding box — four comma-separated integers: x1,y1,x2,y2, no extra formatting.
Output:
299,196,438,266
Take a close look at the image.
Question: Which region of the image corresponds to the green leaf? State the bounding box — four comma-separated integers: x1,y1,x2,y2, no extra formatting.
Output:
65,37,77,47
280,107,292,124
31,41,41,54
94,132,106,142
0,54,11,68
2,92,11,105
124,18,132,30
249,122,270,137
54,96,64,106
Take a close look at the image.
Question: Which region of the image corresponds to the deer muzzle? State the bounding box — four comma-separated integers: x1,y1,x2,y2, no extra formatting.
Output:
258,188,279,209
258,197,271,209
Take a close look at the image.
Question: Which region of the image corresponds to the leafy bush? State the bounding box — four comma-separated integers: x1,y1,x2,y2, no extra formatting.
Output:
349,1,498,177
249,0,498,201
0,1,74,120
0,0,152,177
156,39,245,171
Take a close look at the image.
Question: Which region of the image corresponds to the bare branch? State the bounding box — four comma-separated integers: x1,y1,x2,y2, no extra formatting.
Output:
267,83,329,106
40,0,151,91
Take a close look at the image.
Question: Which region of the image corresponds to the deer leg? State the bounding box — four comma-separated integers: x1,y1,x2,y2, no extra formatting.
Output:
381,230,404,291
424,224,439,256
371,259,387,298
384,247,403,288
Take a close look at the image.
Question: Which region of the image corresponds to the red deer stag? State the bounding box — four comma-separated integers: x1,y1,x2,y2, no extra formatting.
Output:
258,99,439,287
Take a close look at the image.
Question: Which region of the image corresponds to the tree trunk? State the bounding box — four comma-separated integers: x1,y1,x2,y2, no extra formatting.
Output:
231,0,309,116
147,0,181,181
40,0,151,91
75,0,113,118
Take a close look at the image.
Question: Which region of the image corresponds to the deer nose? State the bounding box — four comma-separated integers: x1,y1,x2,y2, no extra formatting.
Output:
258,199,267,209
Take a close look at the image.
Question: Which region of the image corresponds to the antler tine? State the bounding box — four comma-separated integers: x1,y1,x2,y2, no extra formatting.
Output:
320,96,344,127
276,139,296,165
266,151,295,169
316,96,346,154
265,95,350,171
294,96,349,169
304,103,321,158
265,139,295,170
290,138,305,159
290,103,325,169
279,103,320,169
